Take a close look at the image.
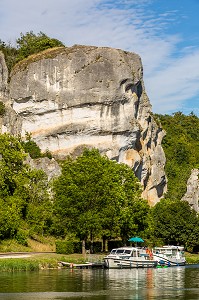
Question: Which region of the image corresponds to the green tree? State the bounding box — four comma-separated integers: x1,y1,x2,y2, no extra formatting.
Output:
0,133,52,238
0,39,18,74
16,31,64,62
53,148,146,253
149,198,199,251
0,196,22,239
21,132,42,159
154,112,199,200
0,32,64,74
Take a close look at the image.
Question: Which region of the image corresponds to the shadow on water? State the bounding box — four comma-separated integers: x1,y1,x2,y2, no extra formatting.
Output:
0,265,199,299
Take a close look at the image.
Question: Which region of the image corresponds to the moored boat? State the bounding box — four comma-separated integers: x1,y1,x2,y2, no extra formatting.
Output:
104,246,157,269
152,245,186,266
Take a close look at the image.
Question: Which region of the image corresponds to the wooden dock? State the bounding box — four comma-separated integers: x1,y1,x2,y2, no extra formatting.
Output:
59,261,106,269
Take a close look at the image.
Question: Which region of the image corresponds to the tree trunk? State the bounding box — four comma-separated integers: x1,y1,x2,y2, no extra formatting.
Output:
90,233,94,254
82,239,86,255
102,236,108,252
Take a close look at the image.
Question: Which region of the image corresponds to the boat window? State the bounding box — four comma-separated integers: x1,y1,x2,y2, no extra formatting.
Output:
116,249,125,254
124,250,131,254
110,249,116,254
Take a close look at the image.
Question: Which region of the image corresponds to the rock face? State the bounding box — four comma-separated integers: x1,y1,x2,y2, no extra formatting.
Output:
182,169,199,212
0,51,8,100
0,45,167,205
26,156,61,181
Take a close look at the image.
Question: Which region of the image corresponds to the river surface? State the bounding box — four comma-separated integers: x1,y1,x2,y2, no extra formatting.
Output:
0,265,198,300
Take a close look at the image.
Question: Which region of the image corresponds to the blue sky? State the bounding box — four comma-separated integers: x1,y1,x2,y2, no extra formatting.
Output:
0,0,199,116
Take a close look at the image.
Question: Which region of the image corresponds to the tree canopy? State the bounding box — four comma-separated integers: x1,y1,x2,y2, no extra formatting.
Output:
15,31,64,62
149,198,199,252
0,133,52,239
0,31,64,74
52,148,149,249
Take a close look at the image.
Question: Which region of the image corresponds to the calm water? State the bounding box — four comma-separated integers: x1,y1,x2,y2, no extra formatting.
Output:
0,265,198,300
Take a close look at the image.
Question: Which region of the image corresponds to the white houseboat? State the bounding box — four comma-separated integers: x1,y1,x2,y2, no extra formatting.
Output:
104,246,158,269
152,245,186,266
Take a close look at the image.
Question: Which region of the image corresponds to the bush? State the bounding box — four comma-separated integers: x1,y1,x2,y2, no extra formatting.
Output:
55,241,74,254
15,230,28,246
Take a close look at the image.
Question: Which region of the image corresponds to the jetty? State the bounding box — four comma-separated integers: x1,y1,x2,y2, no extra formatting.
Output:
59,254,106,269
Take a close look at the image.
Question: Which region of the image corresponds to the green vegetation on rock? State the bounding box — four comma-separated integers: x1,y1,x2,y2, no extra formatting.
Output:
154,112,199,200
0,31,64,74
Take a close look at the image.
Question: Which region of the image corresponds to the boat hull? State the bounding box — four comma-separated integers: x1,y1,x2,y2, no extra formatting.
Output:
104,257,157,269
153,254,186,266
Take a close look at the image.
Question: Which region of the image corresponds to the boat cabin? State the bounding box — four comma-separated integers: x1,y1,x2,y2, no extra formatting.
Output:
153,246,184,256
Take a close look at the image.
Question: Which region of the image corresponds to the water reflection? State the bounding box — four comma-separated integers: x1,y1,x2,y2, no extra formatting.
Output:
0,265,198,299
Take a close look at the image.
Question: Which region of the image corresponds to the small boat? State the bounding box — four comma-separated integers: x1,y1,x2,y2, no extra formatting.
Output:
104,246,157,269
152,245,186,266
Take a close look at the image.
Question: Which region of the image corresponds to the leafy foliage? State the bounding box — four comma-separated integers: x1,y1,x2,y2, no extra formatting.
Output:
21,132,42,159
155,112,199,200
21,132,53,159
0,31,64,74
0,133,52,239
0,39,18,74
52,148,148,244
15,31,64,62
149,198,199,251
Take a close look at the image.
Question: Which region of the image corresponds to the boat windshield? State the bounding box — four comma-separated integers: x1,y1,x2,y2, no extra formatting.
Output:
124,250,131,254
116,249,125,254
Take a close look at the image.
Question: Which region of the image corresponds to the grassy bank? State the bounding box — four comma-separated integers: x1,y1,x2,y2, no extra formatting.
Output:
0,236,56,253
0,252,199,272
185,252,199,264
0,253,91,272
0,237,199,271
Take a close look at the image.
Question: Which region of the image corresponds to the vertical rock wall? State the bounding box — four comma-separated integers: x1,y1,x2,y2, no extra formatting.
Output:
182,169,199,212
0,46,167,205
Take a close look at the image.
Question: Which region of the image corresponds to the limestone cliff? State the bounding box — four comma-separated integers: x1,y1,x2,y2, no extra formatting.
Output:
0,46,167,205
182,169,199,212
0,51,8,100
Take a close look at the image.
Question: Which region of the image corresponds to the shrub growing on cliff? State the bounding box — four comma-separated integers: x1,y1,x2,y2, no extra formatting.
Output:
16,31,64,62
21,132,42,159
0,39,18,74
0,32,64,73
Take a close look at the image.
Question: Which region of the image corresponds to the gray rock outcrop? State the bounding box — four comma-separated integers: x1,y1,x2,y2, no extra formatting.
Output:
182,169,199,212
0,51,8,100
0,45,167,205
26,156,61,181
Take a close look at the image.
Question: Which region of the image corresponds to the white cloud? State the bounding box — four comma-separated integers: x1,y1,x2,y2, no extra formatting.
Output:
0,0,198,115
145,49,199,113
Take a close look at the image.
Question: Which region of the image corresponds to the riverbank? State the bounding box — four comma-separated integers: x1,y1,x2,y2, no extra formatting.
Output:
0,253,101,271
0,252,198,271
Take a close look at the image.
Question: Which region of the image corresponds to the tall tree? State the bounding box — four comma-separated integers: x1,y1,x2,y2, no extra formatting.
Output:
149,198,199,251
0,133,52,238
52,148,147,252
